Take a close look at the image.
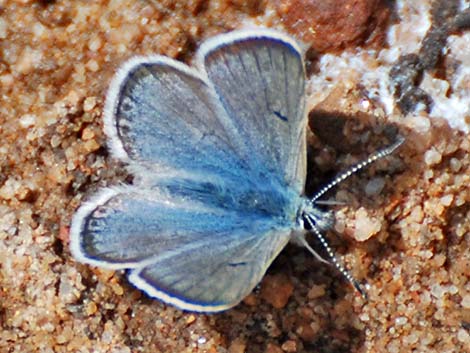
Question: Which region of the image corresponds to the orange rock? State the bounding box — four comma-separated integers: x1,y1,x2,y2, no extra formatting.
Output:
265,342,283,353
260,274,294,309
274,0,391,52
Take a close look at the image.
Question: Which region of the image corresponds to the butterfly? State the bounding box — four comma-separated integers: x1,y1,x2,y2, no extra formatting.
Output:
70,29,402,312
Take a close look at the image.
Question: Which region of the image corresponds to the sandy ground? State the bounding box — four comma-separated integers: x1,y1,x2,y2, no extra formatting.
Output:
1,1,469,352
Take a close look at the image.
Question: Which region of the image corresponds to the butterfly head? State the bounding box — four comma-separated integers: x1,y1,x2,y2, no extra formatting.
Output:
297,198,335,232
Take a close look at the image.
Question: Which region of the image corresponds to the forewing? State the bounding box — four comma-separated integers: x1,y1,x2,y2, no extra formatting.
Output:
199,30,307,193
69,183,292,312
103,56,247,181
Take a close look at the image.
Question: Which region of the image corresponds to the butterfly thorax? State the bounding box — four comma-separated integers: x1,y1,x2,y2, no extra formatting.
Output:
234,182,301,220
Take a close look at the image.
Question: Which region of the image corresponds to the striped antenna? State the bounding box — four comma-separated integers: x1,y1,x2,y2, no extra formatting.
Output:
310,136,405,203
304,136,405,298
303,214,367,299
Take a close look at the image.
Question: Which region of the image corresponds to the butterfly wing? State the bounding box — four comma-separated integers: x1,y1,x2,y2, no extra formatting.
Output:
129,227,290,312
198,30,307,193
103,55,247,183
70,183,292,312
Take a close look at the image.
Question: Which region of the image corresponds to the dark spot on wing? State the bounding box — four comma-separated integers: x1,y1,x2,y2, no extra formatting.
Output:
274,110,287,121
228,262,248,267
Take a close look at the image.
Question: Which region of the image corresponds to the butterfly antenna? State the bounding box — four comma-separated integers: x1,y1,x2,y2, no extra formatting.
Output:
304,214,367,299
310,136,405,204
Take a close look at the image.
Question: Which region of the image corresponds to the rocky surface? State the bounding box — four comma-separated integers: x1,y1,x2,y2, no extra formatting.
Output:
1,1,469,352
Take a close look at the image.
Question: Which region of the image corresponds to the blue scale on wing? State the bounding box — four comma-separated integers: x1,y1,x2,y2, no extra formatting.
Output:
115,62,264,184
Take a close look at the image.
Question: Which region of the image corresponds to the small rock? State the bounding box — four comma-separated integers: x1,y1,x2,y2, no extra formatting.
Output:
281,339,297,352
353,207,382,241
228,337,246,353
260,274,294,309
265,343,283,353
424,147,442,166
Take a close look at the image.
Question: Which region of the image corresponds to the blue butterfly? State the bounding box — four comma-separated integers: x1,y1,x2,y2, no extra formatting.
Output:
70,29,402,312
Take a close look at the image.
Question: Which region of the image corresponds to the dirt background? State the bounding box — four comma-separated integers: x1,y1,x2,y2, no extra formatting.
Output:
1,1,469,352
